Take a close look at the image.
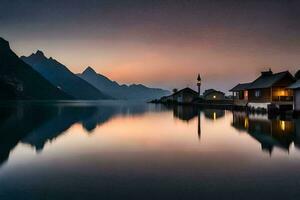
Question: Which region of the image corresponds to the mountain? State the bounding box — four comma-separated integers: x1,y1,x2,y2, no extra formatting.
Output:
77,67,170,100
0,37,71,100
21,51,109,100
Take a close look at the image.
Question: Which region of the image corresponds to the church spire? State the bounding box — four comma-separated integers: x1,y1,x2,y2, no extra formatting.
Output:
197,74,201,96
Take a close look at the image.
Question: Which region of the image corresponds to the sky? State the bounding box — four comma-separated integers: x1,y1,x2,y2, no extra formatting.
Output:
1,0,300,92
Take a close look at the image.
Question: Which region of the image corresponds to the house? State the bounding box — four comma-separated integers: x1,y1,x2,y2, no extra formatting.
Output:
203,89,225,100
160,87,198,103
229,83,252,106
288,80,300,112
230,70,295,110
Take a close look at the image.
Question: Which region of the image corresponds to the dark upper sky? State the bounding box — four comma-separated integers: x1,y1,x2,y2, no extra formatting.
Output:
1,0,300,91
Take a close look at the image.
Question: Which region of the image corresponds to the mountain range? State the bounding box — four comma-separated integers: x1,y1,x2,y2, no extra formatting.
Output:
78,67,170,100
21,51,109,100
0,37,169,100
0,37,71,100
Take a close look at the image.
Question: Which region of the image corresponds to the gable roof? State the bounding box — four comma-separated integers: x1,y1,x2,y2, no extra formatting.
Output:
246,71,294,89
229,83,252,92
173,87,198,96
203,89,224,96
230,71,295,92
288,80,300,89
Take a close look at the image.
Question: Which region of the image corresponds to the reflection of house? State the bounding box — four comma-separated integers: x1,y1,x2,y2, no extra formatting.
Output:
294,119,300,149
203,89,225,100
230,70,295,110
173,105,198,121
161,87,199,104
288,80,300,112
204,109,225,120
231,111,296,154
171,105,202,139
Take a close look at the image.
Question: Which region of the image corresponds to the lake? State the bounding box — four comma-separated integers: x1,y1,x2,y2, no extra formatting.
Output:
0,101,300,200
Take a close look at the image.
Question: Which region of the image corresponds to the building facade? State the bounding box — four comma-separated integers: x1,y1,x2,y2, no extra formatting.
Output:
230,83,251,106
230,70,295,110
160,87,198,104
288,80,300,112
203,89,225,100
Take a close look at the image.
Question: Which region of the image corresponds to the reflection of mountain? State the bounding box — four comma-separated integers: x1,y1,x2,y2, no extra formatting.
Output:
232,112,297,154
21,106,97,151
0,102,167,167
0,104,57,166
81,103,161,132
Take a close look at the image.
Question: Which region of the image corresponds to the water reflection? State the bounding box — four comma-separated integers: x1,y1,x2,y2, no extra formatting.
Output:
0,101,168,167
204,109,225,121
1,102,299,169
232,111,300,154
0,103,231,168
1,102,300,199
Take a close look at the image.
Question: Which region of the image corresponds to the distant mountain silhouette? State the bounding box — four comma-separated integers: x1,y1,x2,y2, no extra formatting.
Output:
78,66,170,100
0,37,71,100
21,51,109,100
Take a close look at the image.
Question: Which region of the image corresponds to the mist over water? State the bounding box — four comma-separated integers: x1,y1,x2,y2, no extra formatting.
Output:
0,101,300,200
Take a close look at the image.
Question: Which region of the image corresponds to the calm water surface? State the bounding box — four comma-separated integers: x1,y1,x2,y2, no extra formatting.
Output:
0,101,300,200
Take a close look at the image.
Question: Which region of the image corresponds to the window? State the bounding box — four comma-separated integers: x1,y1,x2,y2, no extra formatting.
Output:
255,90,261,97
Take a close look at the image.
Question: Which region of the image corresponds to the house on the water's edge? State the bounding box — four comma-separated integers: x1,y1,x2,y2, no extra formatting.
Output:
203,89,225,100
230,70,295,111
230,83,252,106
288,80,300,113
160,87,199,104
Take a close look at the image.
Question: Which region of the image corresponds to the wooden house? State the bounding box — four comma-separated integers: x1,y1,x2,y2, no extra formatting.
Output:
288,80,300,112
230,70,295,110
203,89,225,100
229,83,252,106
160,87,198,104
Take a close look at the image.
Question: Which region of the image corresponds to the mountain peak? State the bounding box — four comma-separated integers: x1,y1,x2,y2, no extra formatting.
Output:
83,66,97,75
0,37,10,51
34,50,46,58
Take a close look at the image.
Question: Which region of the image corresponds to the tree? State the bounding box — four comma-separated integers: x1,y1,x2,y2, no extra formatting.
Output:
172,88,178,93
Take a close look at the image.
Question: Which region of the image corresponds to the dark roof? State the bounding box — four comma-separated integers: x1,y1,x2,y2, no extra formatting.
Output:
230,71,295,91
229,83,252,92
288,80,300,89
247,71,294,89
203,89,224,96
173,87,198,96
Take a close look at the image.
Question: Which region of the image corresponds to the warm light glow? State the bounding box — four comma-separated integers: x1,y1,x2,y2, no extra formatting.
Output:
244,117,249,129
280,120,286,131
213,112,217,120
280,90,286,96
213,95,216,99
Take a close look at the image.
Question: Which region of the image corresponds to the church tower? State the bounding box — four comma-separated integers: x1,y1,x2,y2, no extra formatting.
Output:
197,74,201,96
